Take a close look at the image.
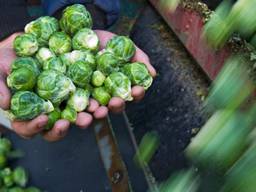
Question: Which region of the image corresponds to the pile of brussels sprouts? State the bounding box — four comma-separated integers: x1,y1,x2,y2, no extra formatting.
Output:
8,4,153,126
0,137,41,192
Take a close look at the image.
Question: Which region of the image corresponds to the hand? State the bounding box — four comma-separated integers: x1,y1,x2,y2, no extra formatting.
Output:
0,33,94,141
91,30,157,119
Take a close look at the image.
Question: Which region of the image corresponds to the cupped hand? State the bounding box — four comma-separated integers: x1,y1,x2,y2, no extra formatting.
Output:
0,33,94,142
92,30,157,118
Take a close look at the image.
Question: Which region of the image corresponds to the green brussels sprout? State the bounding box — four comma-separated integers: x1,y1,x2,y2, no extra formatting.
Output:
7,67,37,91
91,71,106,87
61,107,77,123
36,48,55,67
0,153,7,168
0,138,12,154
60,4,93,36
8,187,24,192
106,36,136,62
12,167,28,187
37,70,76,105
72,28,99,52
49,32,72,55
13,34,38,57
61,50,96,69
1,168,13,187
11,57,40,75
11,91,54,120
43,57,66,74
122,62,153,90
96,51,120,76
104,72,133,101
92,87,111,106
25,187,41,192
45,108,61,130
25,16,59,46
67,61,93,88
67,88,90,112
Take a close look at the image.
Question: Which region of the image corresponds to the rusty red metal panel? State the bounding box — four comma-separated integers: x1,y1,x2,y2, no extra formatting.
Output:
149,0,231,80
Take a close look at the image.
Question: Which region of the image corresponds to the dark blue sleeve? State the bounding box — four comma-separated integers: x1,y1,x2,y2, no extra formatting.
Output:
42,0,120,27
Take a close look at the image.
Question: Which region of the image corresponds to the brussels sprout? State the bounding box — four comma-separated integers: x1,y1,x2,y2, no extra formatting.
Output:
8,187,24,192
1,168,13,187
104,72,133,101
12,167,28,187
49,32,72,55
67,88,90,112
11,91,54,120
37,70,76,104
13,34,38,57
0,138,12,154
0,153,7,168
92,87,111,106
25,187,41,192
96,51,120,76
43,57,66,74
60,4,93,36
61,107,77,123
25,16,59,46
122,62,153,90
72,28,99,52
61,50,96,69
106,36,136,62
11,57,40,75
45,108,61,130
91,71,106,87
7,67,37,91
36,48,55,67
67,61,93,88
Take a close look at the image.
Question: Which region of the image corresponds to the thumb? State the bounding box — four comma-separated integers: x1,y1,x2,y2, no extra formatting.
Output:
0,75,11,110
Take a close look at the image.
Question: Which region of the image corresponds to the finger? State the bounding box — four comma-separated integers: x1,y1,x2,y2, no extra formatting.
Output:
43,119,70,142
12,115,48,138
87,99,99,113
0,76,11,109
108,97,125,113
94,30,116,49
76,112,93,129
132,86,145,101
132,47,157,77
94,106,108,119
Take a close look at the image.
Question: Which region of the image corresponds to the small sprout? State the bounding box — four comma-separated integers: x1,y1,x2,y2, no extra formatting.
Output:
49,32,72,55
122,62,153,90
25,187,41,192
7,67,37,91
67,61,93,88
106,36,136,62
25,16,59,46
13,167,28,187
13,34,38,57
72,28,99,52
61,50,96,69
104,72,133,101
92,71,106,87
0,153,7,168
0,138,11,154
61,106,77,123
96,51,120,76
11,57,40,75
67,88,90,112
36,48,55,67
92,87,111,106
45,108,61,130
43,57,66,74
37,70,76,105
60,4,93,36
11,91,54,120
